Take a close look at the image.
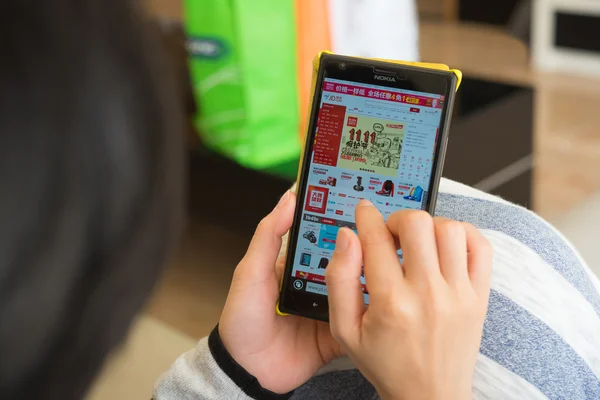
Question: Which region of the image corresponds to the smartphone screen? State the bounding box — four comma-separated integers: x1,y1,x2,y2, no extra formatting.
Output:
280,55,456,320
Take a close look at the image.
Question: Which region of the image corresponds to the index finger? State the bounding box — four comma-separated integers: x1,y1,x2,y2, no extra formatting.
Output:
464,223,493,300
386,209,440,284
355,200,403,296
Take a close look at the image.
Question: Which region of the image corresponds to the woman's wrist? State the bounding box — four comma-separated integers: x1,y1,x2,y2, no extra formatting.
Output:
378,385,471,400
209,326,294,400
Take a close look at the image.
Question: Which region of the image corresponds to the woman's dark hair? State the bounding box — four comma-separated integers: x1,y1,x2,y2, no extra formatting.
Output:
0,1,185,398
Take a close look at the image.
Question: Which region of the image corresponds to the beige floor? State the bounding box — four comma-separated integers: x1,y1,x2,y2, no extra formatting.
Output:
88,21,600,400
87,317,196,400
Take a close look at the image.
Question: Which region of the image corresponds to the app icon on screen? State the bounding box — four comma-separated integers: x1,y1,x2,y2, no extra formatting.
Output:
305,186,329,214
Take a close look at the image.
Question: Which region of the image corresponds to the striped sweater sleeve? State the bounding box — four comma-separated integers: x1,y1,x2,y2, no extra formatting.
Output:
438,179,600,399
153,327,292,400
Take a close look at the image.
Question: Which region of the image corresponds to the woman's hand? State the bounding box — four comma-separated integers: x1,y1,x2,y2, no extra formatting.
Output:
218,191,343,394
326,200,492,400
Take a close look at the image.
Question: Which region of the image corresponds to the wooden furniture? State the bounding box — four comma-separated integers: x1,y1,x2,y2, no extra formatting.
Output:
418,0,459,21
532,0,600,77
421,22,600,218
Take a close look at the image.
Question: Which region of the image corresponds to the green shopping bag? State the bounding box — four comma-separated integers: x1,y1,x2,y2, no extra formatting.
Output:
184,0,301,170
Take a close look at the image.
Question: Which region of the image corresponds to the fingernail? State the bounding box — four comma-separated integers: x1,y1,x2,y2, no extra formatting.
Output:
276,190,290,209
335,229,350,252
358,199,374,207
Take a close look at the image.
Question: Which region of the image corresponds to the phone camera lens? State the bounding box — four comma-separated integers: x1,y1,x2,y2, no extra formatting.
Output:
339,62,346,70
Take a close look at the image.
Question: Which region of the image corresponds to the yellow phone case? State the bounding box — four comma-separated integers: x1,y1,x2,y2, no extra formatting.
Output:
276,51,462,317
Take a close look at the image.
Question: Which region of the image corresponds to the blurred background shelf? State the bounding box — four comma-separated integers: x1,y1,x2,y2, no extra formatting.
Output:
417,0,458,21
420,21,600,218
150,0,600,219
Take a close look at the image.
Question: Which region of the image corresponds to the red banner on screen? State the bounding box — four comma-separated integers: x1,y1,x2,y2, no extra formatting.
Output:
295,271,326,284
313,103,346,166
323,82,442,108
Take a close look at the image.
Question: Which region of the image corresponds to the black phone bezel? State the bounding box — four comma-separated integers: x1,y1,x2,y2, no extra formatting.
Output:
278,54,458,322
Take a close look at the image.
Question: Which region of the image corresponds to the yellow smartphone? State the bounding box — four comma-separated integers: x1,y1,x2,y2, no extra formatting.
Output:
278,52,461,321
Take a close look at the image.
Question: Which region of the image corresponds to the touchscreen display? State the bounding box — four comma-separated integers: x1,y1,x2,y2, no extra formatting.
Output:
290,78,445,304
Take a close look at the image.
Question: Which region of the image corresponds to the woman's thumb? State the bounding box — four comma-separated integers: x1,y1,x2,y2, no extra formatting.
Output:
242,191,295,278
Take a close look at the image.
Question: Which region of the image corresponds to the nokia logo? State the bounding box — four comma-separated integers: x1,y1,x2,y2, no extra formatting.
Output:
374,75,396,82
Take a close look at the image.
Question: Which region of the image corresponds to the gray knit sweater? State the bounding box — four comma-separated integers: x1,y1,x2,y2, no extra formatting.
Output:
154,179,600,399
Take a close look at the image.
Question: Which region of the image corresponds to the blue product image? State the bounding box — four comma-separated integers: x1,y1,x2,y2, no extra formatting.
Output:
403,185,423,202
300,253,312,267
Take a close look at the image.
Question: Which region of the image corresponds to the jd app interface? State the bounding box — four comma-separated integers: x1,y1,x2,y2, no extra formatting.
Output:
292,78,444,304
